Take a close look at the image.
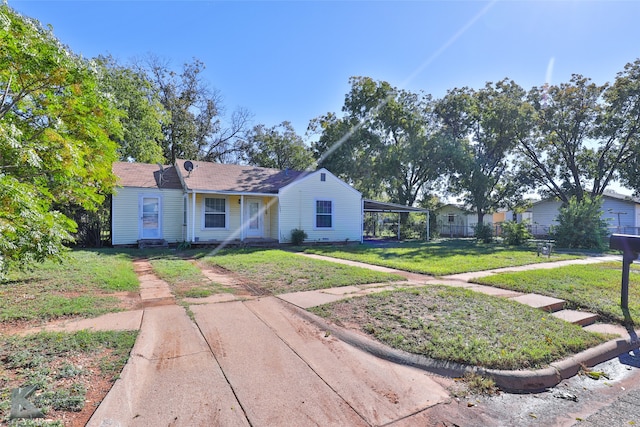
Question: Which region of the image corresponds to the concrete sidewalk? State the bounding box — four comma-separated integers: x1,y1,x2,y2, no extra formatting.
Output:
87,260,452,426
87,304,249,426
86,252,640,424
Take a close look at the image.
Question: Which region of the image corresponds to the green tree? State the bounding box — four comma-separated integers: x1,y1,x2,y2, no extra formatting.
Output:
246,121,314,170
141,56,250,163
605,60,640,196
95,55,166,163
310,111,382,199
554,196,609,250
517,64,640,203
0,5,120,276
501,220,532,246
436,79,528,225
312,76,452,207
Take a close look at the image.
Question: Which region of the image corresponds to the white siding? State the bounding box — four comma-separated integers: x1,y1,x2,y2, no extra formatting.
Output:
529,199,563,233
267,197,279,240
191,194,241,242
112,187,185,245
602,198,636,233
189,194,279,243
530,196,640,236
279,170,361,243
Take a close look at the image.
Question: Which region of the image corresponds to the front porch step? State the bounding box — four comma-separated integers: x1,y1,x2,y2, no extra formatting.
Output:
509,293,565,313
138,239,168,249
552,309,599,327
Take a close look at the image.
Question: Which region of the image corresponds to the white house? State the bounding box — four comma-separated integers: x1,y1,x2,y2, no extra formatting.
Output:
433,204,487,237
525,191,640,237
111,160,363,246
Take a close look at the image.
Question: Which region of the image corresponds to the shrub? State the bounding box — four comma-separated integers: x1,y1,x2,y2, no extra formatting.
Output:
501,220,532,246
553,196,609,250
474,222,493,243
290,228,307,245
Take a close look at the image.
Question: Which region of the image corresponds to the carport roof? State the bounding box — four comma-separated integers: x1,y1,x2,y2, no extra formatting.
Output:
363,199,429,213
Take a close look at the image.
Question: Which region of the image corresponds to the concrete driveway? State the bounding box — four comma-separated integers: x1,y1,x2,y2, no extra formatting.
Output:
87,260,450,426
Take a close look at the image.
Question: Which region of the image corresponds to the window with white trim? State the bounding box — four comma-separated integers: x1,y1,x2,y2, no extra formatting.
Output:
315,200,333,228
204,197,226,228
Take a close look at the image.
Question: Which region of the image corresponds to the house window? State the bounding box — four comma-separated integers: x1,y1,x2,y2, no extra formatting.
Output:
320,173,326,182
448,213,455,223
316,200,333,228
204,197,226,228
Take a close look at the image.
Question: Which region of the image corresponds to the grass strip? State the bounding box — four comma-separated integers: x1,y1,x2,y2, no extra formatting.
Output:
304,240,582,276
310,286,610,370
204,248,405,294
472,261,640,325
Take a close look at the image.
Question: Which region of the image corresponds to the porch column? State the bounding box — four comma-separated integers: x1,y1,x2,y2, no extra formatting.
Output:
191,191,196,243
239,195,244,242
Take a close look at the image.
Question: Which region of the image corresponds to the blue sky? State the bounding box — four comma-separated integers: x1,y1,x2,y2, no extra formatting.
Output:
9,0,640,140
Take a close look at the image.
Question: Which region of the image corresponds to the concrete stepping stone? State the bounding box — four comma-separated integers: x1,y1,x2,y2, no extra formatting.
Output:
583,323,630,337
552,309,598,326
510,293,565,312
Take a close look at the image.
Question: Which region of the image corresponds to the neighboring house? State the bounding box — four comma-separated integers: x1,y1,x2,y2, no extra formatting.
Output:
433,204,487,237
524,191,640,237
111,160,363,246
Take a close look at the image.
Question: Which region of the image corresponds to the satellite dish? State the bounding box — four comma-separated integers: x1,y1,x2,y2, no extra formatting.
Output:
184,161,194,172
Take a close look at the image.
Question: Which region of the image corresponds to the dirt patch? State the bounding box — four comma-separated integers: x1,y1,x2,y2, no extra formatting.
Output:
0,334,135,427
195,261,271,296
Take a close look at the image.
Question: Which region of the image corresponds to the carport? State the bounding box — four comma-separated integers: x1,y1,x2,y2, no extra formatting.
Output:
363,199,430,241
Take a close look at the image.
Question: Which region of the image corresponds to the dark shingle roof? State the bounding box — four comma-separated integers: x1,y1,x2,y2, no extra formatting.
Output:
176,159,307,193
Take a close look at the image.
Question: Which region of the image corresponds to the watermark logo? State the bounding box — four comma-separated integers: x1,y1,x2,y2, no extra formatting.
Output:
10,385,44,420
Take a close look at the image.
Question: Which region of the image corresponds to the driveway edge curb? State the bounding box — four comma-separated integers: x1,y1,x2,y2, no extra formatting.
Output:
289,300,640,392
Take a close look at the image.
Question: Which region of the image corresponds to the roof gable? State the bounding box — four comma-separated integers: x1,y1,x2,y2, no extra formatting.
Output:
435,203,473,214
278,168,361,197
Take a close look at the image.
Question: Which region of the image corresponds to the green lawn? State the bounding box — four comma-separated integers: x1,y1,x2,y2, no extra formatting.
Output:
304,239,583,276
204,248,406,294
310,286,609,370
0,250,139,322
473,261,640,325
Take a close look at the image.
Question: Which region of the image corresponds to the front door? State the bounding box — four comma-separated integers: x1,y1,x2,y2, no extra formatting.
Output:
139,195,162,239
244,198,263,238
